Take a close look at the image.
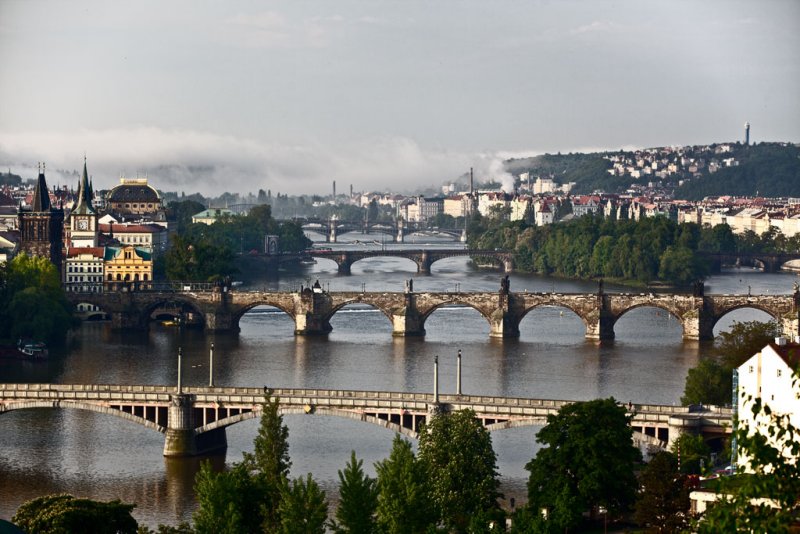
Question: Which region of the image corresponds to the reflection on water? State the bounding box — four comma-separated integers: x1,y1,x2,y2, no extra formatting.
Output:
0,257,795,526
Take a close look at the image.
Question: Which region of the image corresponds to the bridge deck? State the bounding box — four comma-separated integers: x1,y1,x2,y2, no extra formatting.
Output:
0,383,732,425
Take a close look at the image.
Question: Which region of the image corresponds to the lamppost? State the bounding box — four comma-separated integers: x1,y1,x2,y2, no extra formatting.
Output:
177,347,183,394
456,349,462,395
208,342,214,387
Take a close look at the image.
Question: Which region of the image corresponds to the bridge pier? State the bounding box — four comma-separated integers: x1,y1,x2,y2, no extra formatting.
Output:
163,394,227,457
294,289,333,335
204,311,239,332
396,223,404,243
489,292,522,339
417,252,432,275
502,257,513,274
681,310,715,341
111,311,147,331
391,294,426,336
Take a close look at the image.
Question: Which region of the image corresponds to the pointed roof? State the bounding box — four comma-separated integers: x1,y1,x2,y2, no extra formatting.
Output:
31,170,51,212
71,158,95,215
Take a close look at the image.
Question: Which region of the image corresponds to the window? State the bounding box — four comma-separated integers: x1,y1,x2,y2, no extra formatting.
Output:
777,369,782,377
749,365,754,373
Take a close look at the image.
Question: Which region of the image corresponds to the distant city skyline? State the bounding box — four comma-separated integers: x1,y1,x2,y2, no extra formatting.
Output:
1,0,798,195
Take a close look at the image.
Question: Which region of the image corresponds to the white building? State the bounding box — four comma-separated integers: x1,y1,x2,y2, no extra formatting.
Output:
64,247,105,293
736,339,800,472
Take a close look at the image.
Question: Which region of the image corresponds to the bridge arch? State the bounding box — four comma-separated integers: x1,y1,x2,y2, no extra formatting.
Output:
709,304,780,333
419,300,493,331
346,255,420,273
233,301,297,329
71,299,111,321
196,406,419,439
518,303,588,339
613,303,687,339
324,300,395,329
140,297,206,328
0,400,165,434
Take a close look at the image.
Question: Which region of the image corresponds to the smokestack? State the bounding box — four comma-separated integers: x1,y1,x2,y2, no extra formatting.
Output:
350,184,353,198
745,122,750,146
470,167,474,195
333,180,336,200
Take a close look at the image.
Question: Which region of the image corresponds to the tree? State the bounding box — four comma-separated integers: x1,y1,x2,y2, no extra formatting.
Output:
682,321,780,407
193,462,260,534
525,398,641,532
715,320,779,369
12,494,138,534
681,358,731,406
695,392,800,532
670,433,712,475
417,408,502,532
330,451,378,533
277,474,328,534
374,435,435,534
633,451,691,533
0,254,75,345
242,393,292,532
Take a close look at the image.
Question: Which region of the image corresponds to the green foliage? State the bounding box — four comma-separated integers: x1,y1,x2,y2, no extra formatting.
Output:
525,398,641,532
681,358,732,406
374,435,435,534
633,451,691,533
165,202,311,281
193,393,292,534
715,320,779,369
277,473,328,534
242,394,292,532
330,451,378,534
682,320,780,408
0,254,75,345
676,143,800,199
694,392,800,532
192,462,260,534
468,213,719,286
670,434,712,476
12,493,138,534
167,200,207,234
418,408,502,533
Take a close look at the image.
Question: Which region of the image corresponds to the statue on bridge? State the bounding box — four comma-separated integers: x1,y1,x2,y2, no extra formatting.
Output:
693,280,705,297
405,278,414,293
597,278,604,295
500,275,510,294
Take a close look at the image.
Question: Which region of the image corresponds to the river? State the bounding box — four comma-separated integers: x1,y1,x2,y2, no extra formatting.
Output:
0,234,795,527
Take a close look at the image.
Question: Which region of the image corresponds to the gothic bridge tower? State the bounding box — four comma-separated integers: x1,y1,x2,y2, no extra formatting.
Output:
18,164,65,268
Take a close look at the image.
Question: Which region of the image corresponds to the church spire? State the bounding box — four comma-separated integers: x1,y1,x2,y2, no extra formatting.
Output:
73,156,95,214
31,164,51,212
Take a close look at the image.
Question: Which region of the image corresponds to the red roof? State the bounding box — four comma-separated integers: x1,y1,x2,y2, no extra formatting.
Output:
67,247,105,258
99,223,164,233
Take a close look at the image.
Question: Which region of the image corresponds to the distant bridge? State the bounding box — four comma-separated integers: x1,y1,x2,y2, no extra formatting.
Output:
287,217,466,243
705,252,800,274
65,286,800,341
0,383,731,456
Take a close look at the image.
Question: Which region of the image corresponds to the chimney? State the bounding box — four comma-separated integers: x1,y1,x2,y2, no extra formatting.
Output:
333,180,336,200
470,167,474,195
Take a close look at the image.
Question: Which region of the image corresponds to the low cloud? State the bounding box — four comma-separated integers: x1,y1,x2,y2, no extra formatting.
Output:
0,127,537,197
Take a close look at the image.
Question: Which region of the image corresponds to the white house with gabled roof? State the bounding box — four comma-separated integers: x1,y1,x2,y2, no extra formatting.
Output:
736,338,800,471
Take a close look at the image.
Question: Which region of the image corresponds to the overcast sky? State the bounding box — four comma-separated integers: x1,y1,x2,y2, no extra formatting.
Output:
1,0,798,196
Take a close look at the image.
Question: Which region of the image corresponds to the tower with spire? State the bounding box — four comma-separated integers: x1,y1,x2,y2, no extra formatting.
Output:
68,157,99,247
18,163,65,268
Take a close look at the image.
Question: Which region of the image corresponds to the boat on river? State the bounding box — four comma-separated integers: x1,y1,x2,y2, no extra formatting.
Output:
0,340,49,360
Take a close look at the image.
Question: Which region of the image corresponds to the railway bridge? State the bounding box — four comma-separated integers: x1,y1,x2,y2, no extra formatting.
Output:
0,383,731,457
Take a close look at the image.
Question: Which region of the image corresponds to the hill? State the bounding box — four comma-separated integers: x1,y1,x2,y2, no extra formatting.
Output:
504,142,800,198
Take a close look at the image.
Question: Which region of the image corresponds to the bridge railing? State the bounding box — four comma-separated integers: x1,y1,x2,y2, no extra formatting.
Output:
63,281,219,294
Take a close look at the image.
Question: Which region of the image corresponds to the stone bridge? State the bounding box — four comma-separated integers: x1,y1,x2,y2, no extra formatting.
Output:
65,286,800,341
305,248,512,274
0,383,731,456
704,252,800,273
294,218,465,243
